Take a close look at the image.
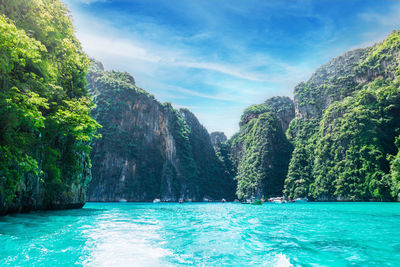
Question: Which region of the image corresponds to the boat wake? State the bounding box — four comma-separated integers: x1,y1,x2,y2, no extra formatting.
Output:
272,253,293,267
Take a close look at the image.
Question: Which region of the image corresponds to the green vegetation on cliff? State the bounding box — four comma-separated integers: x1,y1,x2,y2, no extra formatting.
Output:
226,31,400,202
284,30,400,201
231,97,294,199
389,136,400,199
2,0,400,206
181,109,236,200
0,0,100,214
87,61,235,201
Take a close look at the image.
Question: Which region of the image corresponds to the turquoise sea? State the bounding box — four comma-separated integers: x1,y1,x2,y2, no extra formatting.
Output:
1,202,400,266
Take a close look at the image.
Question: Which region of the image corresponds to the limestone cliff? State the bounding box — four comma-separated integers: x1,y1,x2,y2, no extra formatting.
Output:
210,132,227,148
180,110,236,200
230,97,294,199
0,0,99,215
264,97,295,132
87,61,234,201
284,30,400,201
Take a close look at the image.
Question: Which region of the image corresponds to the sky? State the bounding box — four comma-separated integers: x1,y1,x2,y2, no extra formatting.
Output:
64,0,400,137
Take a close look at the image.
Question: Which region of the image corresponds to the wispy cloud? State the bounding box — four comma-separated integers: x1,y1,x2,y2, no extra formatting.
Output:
337,2,400,54
359,2,400,27
78,31,310,84
64,2,317,136
64,0,400,137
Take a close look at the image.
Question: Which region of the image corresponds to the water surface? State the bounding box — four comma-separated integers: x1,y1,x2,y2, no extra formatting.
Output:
1,202,399,266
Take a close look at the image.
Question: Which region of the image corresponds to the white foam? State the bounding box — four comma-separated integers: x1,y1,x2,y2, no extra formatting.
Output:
80,218,173,267
273,253,293,267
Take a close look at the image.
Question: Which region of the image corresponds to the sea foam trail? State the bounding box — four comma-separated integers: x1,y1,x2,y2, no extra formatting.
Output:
1,202,400,266
80,212,172,266
273,253,293,267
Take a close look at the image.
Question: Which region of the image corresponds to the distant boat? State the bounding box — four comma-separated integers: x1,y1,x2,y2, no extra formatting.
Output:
119,198,127,203
234,199,240,203
241,199,251,204
295,198,308,203
268,197,287,204
250,199,263,205
221,198,226,202
241,197,263,205
179,199,184,204
153,198,161,203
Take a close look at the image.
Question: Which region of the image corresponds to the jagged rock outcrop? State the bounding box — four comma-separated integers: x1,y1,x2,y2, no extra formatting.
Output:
87,61,235,201
264,96,295,132
293,49,367,119
210,132,227,147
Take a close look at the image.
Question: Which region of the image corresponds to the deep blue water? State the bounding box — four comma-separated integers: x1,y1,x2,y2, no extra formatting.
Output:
1,202,400,266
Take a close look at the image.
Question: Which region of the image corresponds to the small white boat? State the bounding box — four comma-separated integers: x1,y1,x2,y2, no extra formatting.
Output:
295,198,308,203
268,197,287,204
153,198,161,203
119,198,127,203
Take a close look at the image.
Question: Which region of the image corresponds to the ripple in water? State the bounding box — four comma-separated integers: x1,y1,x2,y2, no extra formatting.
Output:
1,202,400,266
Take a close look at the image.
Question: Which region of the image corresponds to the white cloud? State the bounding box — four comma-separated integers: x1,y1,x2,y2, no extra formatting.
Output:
359,3,400,27
78,31,310,84
65,2,318,136
78,34,162,63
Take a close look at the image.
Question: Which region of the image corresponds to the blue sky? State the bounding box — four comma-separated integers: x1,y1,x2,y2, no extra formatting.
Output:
64,0,400,137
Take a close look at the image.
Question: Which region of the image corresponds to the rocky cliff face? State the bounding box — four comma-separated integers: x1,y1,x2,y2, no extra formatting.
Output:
210,132,227,147
180,110,235,200
87,61,234,201
264,96,295,132
229,97,294,199
293,48,367,119
0,0,99,215
0,152,90,215
284,30,400,201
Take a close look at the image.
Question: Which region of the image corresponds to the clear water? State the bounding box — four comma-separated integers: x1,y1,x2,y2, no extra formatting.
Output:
1,202,400,266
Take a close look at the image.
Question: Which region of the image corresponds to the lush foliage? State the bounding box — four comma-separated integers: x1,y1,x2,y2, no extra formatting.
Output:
0,0,100,212
389,136,400,199
87,62,233,201
284,30,400,201
214,140,237,199
88,61,166,200
181,109,236,200
232,98,294,200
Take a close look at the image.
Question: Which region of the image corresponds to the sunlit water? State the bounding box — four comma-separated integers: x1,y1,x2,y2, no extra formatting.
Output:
1,202,400,266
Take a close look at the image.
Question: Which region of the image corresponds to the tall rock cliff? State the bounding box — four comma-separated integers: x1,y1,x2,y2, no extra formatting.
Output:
209,131,237,199
0,0,99,215
284,30,400,201
87,61,235,201
210,132,227,147
230,96,295,199
180,110,236,200
264,97,295,132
